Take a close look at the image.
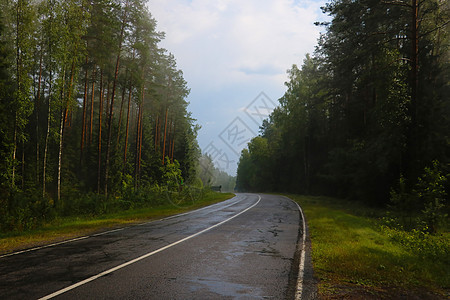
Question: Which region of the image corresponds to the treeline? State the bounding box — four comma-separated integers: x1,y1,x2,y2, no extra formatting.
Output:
0,0,200,230
198,154,236,192
237,0,449,208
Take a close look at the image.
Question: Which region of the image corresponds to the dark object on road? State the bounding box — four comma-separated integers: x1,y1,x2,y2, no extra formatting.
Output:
211,185,222,192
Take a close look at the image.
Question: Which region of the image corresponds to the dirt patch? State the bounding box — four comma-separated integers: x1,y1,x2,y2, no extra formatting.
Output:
318,282,448,299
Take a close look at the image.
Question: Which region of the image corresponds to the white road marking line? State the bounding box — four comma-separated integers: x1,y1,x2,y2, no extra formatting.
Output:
0,236,90,259
286,197,307,300
91,228,125,236
161,196,244,221
1,195,241,258
0,227,130,259
38,195,261,300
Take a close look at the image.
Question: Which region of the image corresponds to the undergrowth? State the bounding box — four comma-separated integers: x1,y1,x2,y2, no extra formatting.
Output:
0,189,233,254
290,195,449,298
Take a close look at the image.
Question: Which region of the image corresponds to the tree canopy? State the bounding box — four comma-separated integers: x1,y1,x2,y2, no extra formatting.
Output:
236,0,449,208
0,0,200,231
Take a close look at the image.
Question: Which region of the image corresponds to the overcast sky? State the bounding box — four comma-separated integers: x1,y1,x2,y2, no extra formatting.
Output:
147,0,330,175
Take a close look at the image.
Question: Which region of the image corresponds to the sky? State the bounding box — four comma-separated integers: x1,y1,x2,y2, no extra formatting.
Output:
146,0,330,176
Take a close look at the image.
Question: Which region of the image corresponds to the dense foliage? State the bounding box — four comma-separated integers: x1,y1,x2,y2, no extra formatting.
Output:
198,154,236,192
291,195,448,297
237,0,449,213
0,0,200,231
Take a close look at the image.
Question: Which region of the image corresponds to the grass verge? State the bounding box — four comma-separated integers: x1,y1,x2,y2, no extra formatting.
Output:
289,195,449,299
0,192,234,256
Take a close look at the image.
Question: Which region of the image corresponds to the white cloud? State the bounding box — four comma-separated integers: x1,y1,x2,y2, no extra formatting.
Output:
147,0,329,174
148,0,325,88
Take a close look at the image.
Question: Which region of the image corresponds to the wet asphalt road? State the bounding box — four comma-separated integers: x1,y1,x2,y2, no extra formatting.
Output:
0,193,306,299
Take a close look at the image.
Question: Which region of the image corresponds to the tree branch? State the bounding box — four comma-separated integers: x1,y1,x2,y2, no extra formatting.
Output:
381,0,412,8
419,20,450,38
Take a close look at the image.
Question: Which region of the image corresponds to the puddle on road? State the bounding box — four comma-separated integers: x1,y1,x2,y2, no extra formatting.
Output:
188,277,273,299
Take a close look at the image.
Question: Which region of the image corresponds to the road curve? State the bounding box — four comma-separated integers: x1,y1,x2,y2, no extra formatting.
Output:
0,193,309,299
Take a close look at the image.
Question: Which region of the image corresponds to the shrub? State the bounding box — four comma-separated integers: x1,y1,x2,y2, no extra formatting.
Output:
381,226,449,263
389,161,448,233
414,161,448,233
0,189,56,232
389,176,418,230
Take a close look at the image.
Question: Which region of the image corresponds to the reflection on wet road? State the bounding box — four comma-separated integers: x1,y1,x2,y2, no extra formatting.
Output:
0,193,303,299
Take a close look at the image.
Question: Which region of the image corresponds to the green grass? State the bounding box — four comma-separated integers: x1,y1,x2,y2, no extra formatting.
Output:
289,195,449,299
0,192,234,255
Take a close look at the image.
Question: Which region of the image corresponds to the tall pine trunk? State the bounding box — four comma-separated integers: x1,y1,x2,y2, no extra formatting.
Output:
116,81,126,147
162,108,169,165
57,104,66,205
170,122,176,163
104,0,129,197
57,60,76,205
404,0,420,178
80,56,89,165
154,115,159,152
42,62,53,198
89,68,96,145
134,103,142,188
12,1,21,189
139,87,144,177
56,66,66,206
123,81,132,168
97,70,103,194
35,51,43,184
411,0,418,125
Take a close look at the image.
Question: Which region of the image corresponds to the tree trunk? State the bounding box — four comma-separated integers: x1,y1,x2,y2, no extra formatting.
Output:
154,115,159,152
138,106,143,185
134,103,142,188
12,119,17,188
36,51,43,184
170,123,176,163
116,81,126,147
304,135,310,194
123,81,132,168
404,0,420,178
21,140,25,190
105,82,110,121
411,0,419,126
104,0,129,197
12,1,21,189
162,108,169,165
138,87,144,179
97,70,104,194
56,65,67,206
89,68,96,145
80,56,89,165
42,65,52,198
57,59,76,205
57,106,65,205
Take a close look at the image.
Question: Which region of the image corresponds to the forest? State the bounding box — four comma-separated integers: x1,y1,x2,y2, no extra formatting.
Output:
236,0,449,230
0,0,202,231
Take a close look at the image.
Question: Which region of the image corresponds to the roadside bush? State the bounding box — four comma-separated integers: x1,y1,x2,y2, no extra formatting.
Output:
0,189,56,232
414,161,448,233
160,158,183,192
381,225,449,263
60,190,107,217
388,161,448,233
0,160,214,233
388,176,418,230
